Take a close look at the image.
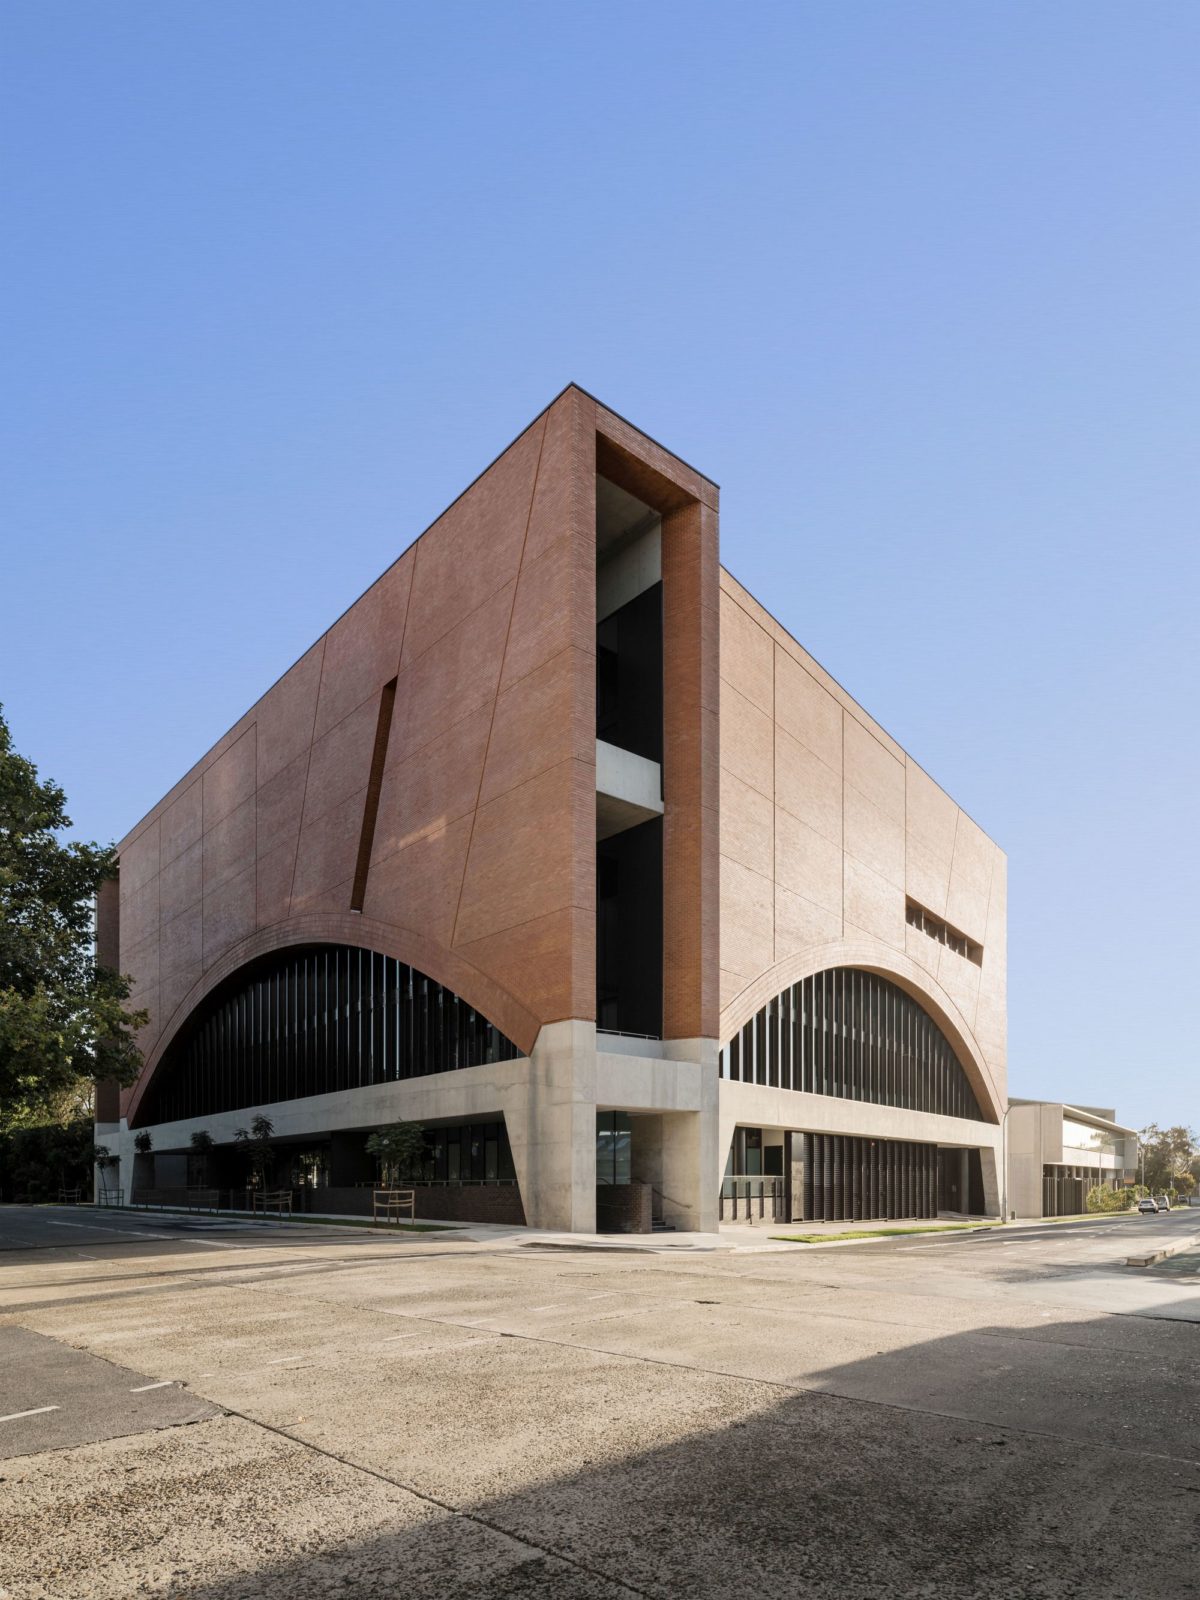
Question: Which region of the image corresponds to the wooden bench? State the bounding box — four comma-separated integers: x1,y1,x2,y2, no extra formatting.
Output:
248,1189,294,1218
372,1188,416,1224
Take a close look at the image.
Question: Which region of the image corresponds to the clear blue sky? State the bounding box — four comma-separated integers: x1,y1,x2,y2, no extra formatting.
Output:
3,3,1197,1131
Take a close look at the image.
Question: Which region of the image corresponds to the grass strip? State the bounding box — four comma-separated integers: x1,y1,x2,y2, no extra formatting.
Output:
770,1222,999,1244
84,1203,454,1234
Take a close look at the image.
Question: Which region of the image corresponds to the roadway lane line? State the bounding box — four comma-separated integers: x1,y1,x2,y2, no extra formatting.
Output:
0,1405,60,1423
40,1219,174,1240
129,1381,175,1392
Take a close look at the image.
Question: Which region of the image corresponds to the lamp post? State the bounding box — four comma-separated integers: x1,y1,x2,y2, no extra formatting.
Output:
1000,1102,1014,1223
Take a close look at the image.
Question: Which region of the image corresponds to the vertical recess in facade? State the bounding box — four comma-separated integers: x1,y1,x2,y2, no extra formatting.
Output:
350,677,397,912
595,469,664,1035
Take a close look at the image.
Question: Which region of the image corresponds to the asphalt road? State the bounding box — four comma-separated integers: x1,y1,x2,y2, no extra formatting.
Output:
0,1324,217,1458
0,1205,1197,1599
0,1203,382,1253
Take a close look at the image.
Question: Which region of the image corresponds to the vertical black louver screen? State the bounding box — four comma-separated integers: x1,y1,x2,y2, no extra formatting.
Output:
720,967,986,1122
135,944,522,1126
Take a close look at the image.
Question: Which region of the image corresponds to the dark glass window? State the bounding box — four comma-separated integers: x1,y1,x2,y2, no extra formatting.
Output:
596,1111,633,1185
718,967,987,1122
135,944,522,1127
596,817,662,1036
595,582,663,763
387,1121,515,1185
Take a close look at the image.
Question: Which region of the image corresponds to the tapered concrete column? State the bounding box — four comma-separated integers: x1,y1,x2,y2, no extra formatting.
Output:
660,1038,721,1232
980,1145,1002,1217
507,1020,597,1232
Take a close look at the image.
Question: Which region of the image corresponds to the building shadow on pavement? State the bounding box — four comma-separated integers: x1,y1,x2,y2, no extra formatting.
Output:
53,1305,1200,1600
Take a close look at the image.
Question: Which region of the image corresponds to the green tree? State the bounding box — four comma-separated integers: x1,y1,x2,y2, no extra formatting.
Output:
0,706,145,1129
0,1118,98,1202
235,1114,276,1189
1086,1184,1133,1213
1138,1124,1198,1193
93,1142,120,1199
189,1129,215,1187
365,1121,426,1187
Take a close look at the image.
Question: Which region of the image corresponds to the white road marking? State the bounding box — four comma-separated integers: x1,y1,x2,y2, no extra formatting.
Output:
393,1336,489,1354
129,1380,175,1393
89,1327,179,1342
379,1332,420,1343
41,1219,174,1240
262,1355,303,1366
0,1405,60,1423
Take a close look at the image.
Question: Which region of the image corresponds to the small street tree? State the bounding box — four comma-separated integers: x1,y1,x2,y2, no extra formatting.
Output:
235,1114,276,1190
189,1129,215,1187
0,705,146,1129
365,1121,426,1187
93,1143,119,1199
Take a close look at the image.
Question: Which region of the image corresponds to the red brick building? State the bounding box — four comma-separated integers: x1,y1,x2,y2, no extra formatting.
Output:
98,387,1005,1231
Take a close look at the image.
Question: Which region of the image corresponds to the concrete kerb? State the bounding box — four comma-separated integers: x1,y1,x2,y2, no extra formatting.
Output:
58,1203,1180,1257
1126,1230,1200,1268
57,1204,740,1253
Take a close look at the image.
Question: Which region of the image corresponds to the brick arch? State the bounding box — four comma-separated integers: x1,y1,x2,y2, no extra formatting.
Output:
123,912,540,1128
720,937,1002,1126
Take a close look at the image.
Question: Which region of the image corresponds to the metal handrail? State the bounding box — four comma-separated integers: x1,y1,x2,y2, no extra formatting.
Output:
355,1177,518,1188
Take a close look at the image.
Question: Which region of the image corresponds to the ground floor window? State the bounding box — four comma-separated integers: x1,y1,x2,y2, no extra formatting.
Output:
596,1111,632,1185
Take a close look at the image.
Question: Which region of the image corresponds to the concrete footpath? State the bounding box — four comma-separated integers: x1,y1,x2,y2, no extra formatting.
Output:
49,1200,1192,1256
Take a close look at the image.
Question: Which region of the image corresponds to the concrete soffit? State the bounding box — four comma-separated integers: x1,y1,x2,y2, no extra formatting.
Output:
719,937,1005,1127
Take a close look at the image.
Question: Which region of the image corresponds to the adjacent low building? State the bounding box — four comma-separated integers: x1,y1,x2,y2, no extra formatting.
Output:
1005,1100,1138,1218
96,385,1008,1231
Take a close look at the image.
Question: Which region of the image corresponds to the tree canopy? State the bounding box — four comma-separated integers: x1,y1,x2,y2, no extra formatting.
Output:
0,704,144,1129
1137,1124,1198,1193
365,1121,426,1186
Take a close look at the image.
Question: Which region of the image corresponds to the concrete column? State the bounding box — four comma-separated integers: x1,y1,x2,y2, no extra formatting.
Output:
979,1142,1002,1217
507,1020,597,1232
661,1037,721,1232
